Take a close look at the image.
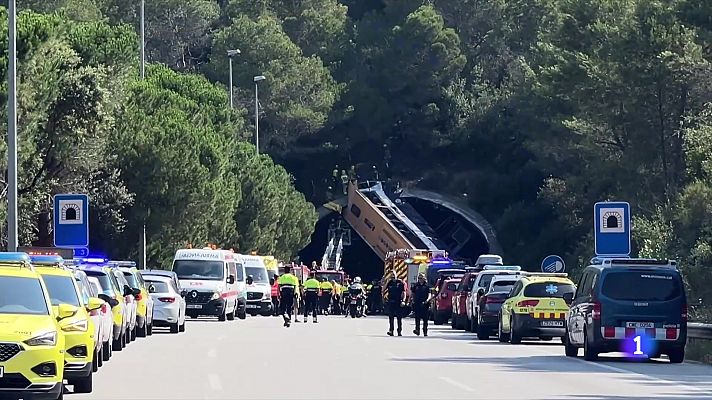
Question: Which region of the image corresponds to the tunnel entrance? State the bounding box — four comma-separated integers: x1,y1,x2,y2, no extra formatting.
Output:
299,188,500,280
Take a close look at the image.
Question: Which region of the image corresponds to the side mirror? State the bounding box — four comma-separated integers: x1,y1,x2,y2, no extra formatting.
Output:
148,285,156,294
246,277,254,285
477,288,485,298
132,288,141,297
269,278,275,285
563,292,574,304
180,289,187,298
123,285,133,297
227,275,235,284
86,297,104,312
56,304,78,320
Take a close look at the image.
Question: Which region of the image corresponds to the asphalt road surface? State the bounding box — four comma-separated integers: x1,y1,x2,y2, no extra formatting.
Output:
72,315,712,400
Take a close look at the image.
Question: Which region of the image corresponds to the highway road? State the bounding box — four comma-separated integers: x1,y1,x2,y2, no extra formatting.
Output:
72,315,712,400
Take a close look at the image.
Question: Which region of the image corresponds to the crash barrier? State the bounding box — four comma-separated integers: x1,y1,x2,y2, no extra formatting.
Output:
687,322,712,364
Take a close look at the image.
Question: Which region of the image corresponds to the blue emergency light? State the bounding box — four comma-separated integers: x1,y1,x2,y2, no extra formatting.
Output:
29,255,65,266
0,252,32,264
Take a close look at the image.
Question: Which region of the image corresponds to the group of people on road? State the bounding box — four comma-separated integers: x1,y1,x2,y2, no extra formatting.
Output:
383,272,433,337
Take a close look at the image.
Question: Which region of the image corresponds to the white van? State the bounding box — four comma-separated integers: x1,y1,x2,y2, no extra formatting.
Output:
171,248,246,321
239,254,273,316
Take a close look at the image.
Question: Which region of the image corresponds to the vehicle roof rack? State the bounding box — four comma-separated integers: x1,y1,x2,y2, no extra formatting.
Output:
0,252,34,270
590,257,677,268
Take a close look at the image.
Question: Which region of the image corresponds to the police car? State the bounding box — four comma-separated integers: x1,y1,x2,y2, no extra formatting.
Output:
564,258,687,363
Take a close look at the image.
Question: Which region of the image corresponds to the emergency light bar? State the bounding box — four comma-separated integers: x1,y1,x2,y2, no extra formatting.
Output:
483,265,521,271
109,261,137,268
81,257,109,264
29,255,65,267
0,252,33,268
523,272,569,278
591,257,677,268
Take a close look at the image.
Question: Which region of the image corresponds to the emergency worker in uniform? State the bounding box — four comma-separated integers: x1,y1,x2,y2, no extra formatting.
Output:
331,280,342,315
270,274,280,316
319,277,334,315
411,273,432,336
303,273,320,323
385,271,406,336
277,266,299,327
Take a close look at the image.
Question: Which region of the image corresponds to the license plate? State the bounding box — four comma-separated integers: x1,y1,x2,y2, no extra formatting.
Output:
0,366,3,378
186,304,202,309
350,300,357,304
541,320,564,327
246,304,258,309
626,322,654,328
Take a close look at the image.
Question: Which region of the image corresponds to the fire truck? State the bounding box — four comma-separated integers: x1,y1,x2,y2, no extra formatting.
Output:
383,249,431,286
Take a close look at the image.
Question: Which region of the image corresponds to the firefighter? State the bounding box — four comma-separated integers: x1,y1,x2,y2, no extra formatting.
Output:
411,273,432,336
277,266,299,327
303,273,320,323
384,271,406,336
319,277,334,315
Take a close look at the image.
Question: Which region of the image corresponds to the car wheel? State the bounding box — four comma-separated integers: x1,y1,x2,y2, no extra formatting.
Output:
170,321,179,333
102,340,111,361
583,330,599,361
179,320,186,332
450,313,457,329
71,374,93,394
227,308,236,321
564,330,578,357
147,321,153,336
465,316,472,332
238,306,247,320
92,349,99,372
668,348,685,364
122,329,127,347
218,307,227,321
131,326,137,341
509,316,522,344
498,316,509,342
57,386,64,400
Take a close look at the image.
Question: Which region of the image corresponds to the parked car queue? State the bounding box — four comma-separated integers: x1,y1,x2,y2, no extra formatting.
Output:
0,252,189,400
438,257,688,363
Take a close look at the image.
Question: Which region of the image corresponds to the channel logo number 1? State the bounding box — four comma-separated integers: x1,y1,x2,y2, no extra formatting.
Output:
633,335,643,355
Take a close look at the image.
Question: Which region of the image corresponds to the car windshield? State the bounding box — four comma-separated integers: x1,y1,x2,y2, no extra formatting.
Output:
491,280,517,293
524,282,576,298
88,277,105,296
146,280,170,293
0,276,50,315
601,272,681,301
84,272,115,296
123,271,139,288
173,260,224,281
42,275,81,306
245,267,269,283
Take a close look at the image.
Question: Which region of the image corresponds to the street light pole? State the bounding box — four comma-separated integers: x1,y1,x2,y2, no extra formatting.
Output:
140,0,145,80
7,0,18,251
253,75,266,155
227,49,240,109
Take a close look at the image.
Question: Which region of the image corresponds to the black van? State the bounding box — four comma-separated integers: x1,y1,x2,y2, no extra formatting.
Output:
564,258,687,363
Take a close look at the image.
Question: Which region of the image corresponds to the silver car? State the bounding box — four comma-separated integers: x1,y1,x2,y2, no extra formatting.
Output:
144,275,186,333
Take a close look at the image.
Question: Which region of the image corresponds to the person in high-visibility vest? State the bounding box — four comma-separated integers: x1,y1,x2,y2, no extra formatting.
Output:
277,266,299,327
303,273,321,323
270,274,280,316
319,278,334,315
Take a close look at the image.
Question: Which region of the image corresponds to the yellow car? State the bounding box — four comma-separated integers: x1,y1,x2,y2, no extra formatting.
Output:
79,263,130,351
498,273,576,344
0,252,68,400
112,262,154,338
33,256,103,394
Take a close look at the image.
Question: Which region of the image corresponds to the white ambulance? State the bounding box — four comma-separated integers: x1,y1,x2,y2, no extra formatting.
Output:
239,254,273,316
171,248,246,321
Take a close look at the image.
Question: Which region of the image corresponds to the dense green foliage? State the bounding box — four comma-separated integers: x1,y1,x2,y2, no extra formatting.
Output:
5,0,712,317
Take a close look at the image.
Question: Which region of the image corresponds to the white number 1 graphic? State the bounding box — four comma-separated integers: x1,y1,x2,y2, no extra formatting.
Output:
633,335,643,355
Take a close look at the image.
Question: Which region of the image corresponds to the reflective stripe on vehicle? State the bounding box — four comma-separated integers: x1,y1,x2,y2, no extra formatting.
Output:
600,327,680,340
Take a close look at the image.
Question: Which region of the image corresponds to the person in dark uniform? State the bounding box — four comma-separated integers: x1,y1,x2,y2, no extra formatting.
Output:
302,273,321,323
384,271,405,336
277,266,299,327
411,273,432,336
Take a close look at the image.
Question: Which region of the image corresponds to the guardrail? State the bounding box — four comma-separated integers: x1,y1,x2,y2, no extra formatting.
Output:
688,322,712,339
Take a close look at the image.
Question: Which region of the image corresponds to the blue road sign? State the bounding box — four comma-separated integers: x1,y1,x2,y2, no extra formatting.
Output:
73,247,89,258
541,255,566,273
53,194,89,248
594,201,631,256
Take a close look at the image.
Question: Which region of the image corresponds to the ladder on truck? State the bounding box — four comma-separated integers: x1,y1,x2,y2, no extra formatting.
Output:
320,234,345,270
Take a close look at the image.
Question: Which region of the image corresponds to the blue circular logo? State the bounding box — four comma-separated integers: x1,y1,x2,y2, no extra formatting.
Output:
541,255,565,273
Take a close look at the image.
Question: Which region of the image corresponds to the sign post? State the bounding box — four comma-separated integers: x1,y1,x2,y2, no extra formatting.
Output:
53,194,89,248
594,201,631,256
541,255,566,273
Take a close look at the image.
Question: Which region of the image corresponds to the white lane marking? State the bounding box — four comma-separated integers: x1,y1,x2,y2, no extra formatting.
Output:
207,348,217,359
207,374,223,391
529,345,712,395
439,376,474,392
